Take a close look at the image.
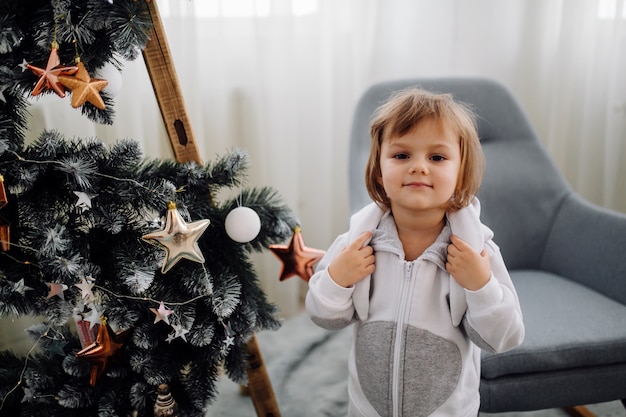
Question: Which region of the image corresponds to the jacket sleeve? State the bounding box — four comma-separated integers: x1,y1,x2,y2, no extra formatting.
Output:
462,240,525,353
305,233,358,330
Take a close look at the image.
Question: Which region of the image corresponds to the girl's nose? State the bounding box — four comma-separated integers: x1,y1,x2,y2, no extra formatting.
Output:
409,159,428,174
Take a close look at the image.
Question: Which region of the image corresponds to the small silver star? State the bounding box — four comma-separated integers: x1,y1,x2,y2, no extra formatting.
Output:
224,335,235,348
74,191,96,213
84,304,102,329
21,387,34,403
45,339,68,356
220,335,235,356
11,278,33,295
18,59,29,72
75,276,95,302
172,323,189,342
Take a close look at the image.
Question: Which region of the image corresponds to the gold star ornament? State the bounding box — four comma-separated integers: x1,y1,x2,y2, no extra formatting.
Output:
269,226,325,282
142,201,211,274
58,60,108,110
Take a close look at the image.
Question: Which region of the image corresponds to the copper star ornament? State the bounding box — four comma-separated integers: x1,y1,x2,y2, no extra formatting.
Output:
58,61,108,110
142,201,211,274
26,43,78,97
269,226,325,282
75,318,131,386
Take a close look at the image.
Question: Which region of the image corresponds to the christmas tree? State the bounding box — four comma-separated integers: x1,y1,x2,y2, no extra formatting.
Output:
0,1,298,416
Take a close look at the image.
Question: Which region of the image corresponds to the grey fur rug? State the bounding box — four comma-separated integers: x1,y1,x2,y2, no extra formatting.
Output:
207,313,625,417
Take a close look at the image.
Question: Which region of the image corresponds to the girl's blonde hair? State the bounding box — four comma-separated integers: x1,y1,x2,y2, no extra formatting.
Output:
365,87,484,212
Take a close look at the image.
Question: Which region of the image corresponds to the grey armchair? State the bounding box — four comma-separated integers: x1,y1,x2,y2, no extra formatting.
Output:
348,78,626,413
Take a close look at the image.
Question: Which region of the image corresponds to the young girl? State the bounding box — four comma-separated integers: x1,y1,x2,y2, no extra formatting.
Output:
306,88,524,417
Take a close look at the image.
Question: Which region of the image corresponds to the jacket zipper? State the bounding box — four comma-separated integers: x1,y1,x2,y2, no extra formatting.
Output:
392,261,414,417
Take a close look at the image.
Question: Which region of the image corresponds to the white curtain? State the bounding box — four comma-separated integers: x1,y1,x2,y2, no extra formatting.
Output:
26,0,626,317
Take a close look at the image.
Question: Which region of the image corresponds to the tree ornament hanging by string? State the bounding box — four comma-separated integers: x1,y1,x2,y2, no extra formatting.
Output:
224,206,261,243
58,59,108,110
26,41,78,98
269,226,325,282
142,201,211,274
75,317,131,386
154,383,179,417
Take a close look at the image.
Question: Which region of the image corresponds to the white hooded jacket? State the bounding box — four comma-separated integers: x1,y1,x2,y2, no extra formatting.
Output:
306,198,524,417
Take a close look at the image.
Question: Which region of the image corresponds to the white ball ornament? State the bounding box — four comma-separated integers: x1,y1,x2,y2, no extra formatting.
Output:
225,206,261,243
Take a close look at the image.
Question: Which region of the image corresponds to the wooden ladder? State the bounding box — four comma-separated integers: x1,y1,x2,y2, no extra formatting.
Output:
141,1,280,416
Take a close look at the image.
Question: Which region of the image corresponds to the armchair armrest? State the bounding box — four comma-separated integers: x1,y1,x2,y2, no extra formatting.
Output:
542,193,626,305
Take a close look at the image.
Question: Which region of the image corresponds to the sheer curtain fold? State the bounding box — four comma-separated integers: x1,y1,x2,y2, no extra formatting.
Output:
25,0,626,314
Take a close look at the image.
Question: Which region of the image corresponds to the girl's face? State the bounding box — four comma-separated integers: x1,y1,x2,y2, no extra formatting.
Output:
379,118,461,216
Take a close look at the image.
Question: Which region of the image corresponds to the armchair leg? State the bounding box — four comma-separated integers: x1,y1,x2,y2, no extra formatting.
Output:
563,406,596,417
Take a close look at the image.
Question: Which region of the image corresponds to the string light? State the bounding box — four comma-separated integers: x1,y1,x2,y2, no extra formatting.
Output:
0,261,214,411
0,324,53,412
0,234,214,320
95,285,211,307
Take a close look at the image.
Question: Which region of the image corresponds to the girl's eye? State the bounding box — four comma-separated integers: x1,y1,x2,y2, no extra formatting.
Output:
430,154,446,162
393,153,409,160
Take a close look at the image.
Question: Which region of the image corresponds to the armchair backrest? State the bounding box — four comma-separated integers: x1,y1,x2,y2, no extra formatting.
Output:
349,78,571,270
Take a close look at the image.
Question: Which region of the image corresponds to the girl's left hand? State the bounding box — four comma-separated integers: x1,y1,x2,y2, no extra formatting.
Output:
446,235,491,291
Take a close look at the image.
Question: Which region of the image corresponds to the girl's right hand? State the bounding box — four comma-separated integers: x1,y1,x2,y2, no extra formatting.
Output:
328,231,375,288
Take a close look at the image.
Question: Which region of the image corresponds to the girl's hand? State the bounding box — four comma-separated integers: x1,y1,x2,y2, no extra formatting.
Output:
328,232,375,288
446,235,491,291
